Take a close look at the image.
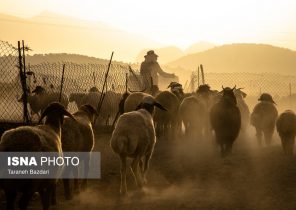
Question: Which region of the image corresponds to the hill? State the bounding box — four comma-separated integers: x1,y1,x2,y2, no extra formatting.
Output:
0,11,160,62
25,53,123,65
135,42,215,64
184,41,216,54
135,46,184,64
167,44,296,75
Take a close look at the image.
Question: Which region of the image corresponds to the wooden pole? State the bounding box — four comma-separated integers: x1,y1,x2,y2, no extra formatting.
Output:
93,71,96,87
197,66,200,87
59,64,66,102
289,83,292,108
125,73,128,93
97,52,114,115
200,64,205,85
129,66,142,88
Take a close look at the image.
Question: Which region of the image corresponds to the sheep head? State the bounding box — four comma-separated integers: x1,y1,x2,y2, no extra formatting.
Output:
32,86,46,95
168,82,184,99
258,93,276,104
137,96,167,114
39,102,76,125
221,86,237,105
79,104,99,122
234,87,247,99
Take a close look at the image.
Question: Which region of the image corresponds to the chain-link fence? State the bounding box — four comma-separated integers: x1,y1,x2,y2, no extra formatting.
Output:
25,62,143,124
1,39,296,125
187,70,296,111
0,40,22,123
0,40,145,125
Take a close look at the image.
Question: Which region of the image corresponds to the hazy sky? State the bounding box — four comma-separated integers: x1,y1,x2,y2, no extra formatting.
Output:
1,0,296,49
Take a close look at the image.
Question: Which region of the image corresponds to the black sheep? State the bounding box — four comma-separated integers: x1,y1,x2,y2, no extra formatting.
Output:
251,93,278,146
210,86,241,157
276,110,296,155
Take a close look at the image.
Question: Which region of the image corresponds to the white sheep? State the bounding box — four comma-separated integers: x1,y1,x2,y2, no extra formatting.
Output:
18,86,69,118
18,93,42,117
80,90,121,125
110,96,166,194
123,92,151,113
32,86,69,114
61,104,98,200
0,102,76,210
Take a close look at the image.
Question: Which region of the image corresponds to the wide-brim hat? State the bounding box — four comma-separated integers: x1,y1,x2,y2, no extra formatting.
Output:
144,50,158,58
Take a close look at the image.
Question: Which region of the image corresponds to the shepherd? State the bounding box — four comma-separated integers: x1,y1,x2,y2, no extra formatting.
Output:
140,50,175,92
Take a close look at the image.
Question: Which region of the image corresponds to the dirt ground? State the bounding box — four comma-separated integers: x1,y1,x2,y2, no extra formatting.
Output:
1,128,296,210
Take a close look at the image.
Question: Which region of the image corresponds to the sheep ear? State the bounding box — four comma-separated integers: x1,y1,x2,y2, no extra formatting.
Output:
62,109,77,121
222,85,225,90
82,104,99,116
39,102,76,124
39,109,49,124
135,103,143,110
154,102,167,111
232,85,236,91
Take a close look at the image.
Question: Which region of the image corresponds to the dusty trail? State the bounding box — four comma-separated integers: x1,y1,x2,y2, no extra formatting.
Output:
1,129,296,210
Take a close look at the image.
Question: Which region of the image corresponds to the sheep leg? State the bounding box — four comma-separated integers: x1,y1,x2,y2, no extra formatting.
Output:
164,123,169,138
184,122,189,137
155,123,161,137
131,156,143,188
139,158,146,184
139,158,144,174
264,129,273,146
81,153,90,190
50,184,57,205
63,166,73,200
120,155,127,195
39,185,53,210
225,142,233,156
63,179,72,200
287,137,295,156
142,154,151,184
5,190,16,210
19,190,34,210
73,166,80,193
196,126,203,141
283,136,295,156
220,144,225,157
255,127,263,146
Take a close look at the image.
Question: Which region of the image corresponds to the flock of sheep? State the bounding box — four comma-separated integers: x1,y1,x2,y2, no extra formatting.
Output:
1,81,296,210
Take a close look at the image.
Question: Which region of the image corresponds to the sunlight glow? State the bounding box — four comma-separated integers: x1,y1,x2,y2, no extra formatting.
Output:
0,0,296,49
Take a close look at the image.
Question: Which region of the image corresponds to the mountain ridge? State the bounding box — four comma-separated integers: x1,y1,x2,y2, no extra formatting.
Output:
167,43,296,75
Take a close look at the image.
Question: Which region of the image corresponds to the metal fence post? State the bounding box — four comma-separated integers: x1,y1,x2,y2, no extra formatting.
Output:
59,64,66,102
18,40,30,124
